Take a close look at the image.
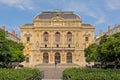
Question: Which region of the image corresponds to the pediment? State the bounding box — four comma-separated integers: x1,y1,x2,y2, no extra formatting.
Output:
51,16,64,21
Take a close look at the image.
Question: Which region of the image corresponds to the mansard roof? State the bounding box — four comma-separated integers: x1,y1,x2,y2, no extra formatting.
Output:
34,11,81,20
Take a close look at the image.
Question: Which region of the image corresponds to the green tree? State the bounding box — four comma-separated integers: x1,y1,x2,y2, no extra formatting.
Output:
0,29,11,67
84,43,98,62
0,29,25,68
85,32,120,68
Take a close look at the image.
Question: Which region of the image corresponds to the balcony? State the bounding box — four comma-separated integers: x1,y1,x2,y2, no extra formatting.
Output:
40,47,51,50
40,47,75,51
64,47,75,50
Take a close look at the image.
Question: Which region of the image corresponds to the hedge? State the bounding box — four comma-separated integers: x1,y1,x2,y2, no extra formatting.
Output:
63,68,120,80
0,68,42,80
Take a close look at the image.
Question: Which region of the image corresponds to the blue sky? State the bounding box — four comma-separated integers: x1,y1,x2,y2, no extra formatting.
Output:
0,0,120,35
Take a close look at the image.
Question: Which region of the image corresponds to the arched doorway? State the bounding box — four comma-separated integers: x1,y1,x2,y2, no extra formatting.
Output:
43,53,49,63
55,52,61,63
67,52,72,63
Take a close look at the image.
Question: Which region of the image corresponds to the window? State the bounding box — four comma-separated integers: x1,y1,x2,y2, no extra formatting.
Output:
67,32,72,42
26,57,29,63
67,53,72,63
56,44,59,48
26,37,30,41
68,44,70,48
45,44,47,48
85,37,89,42
43,53,49,63
44,32,48,42
55,32,60,42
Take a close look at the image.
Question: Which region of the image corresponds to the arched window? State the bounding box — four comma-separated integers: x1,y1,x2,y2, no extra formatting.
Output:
44,32,48,42
43,53,49,63
55,52,61,63
55,32,60,42
67,32,72,42
67,52,72,63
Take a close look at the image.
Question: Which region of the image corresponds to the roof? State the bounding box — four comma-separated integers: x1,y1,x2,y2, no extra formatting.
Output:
82,24,92,26
34,11,81,20
23,24,33,26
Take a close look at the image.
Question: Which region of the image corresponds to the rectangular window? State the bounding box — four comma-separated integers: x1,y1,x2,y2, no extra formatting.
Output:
68,44,70,48
26,37,30,41
85,37,89,42
57,44,59,48
26,57,29,63
45,44,47,48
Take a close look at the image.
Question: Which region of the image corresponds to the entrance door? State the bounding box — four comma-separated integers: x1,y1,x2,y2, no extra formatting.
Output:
43,53,49,63
67,53,72,63
55,52,60,63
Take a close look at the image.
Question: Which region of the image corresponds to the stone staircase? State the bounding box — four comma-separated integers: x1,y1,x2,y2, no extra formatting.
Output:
35,63,80,68
36,63,80,80
41,68,64,80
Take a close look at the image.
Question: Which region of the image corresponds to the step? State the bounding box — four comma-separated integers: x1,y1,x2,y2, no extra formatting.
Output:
40,68,64,79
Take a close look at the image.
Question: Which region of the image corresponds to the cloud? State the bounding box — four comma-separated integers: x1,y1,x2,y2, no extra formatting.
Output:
106,0,120,10
0,0,34,10
94,17,106,25
63,0,106,25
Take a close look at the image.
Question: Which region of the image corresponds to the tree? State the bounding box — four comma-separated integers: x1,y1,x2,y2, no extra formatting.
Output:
0,30,11,67
0,29,25,68
85,32,120,68
84,43,98,62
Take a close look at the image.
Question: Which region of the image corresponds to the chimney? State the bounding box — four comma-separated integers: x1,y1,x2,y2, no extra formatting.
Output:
108,25,112,32
1,26,5,31
11,30,15,36
99,29,103,36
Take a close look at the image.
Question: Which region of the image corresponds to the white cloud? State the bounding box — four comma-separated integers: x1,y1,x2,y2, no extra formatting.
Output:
63,1,106,25
106,0,120,10
94,17,106,25
0,0,34,10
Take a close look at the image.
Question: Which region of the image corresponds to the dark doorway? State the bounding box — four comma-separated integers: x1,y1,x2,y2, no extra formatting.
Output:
55,52,61,63
67,52,72,63
43,53,49,63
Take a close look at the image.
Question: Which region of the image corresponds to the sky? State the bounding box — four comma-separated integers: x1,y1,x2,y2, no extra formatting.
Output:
0,0,120,36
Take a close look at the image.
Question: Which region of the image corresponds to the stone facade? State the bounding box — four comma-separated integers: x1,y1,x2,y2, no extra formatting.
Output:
20,11,95,67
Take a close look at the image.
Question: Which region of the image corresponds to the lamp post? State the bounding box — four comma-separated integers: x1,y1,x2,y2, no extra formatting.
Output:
55,60,57,69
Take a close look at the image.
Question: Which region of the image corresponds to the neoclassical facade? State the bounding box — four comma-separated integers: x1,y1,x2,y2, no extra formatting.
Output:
20,11,95,67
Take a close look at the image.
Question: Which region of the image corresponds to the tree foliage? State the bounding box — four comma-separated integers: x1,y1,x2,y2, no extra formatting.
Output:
84,43,98,62
84,32,120,68
0,29,25,68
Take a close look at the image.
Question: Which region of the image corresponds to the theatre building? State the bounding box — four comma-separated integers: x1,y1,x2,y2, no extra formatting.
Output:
20,11,95,67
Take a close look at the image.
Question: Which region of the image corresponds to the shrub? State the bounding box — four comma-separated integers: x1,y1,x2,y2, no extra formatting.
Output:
0,68,42,80
63,68,120,80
